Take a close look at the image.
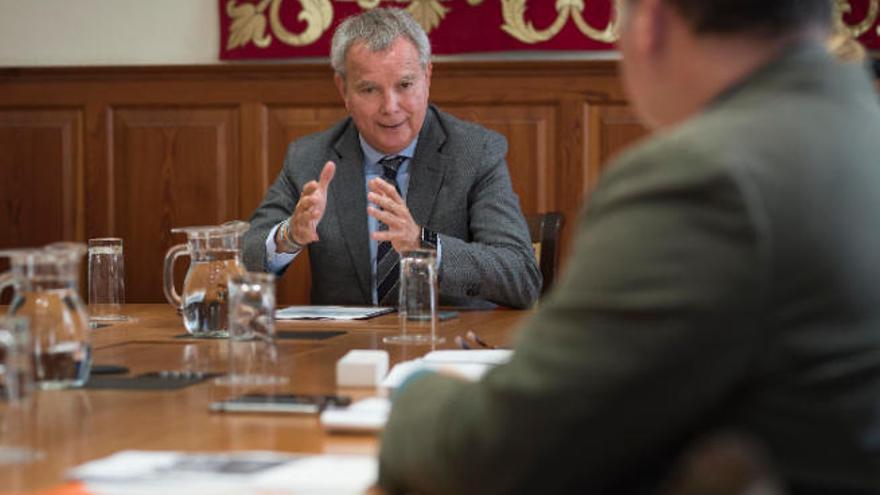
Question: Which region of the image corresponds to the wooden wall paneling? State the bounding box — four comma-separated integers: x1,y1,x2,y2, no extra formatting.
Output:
0,109,84,248
441,104,556,215
586,104,648,189
110,107,241,303
260,105,348,305
0,61,632,305
239,102,268,220
549,99,590,269
84,104,113,240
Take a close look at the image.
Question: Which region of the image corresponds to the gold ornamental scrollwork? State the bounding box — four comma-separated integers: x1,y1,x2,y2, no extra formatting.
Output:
834,0,880,38
226,0,624,51
501,0,621,44
227,0,332,49
357,0,381,9
407,0,450,33
226,0,272,50
270,0,334,46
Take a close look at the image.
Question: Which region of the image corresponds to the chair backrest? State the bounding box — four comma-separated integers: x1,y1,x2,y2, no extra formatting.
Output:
525,212,564,296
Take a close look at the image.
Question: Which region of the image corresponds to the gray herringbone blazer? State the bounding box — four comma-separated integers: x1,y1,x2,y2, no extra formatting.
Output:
243,105,540,308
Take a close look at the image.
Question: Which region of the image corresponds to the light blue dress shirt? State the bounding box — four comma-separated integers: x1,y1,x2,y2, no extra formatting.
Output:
265,135,440,304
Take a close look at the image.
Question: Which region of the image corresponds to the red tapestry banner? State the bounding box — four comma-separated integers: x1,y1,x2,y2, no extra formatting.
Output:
840,0,880,49
219,0,880,61
220,0,619,60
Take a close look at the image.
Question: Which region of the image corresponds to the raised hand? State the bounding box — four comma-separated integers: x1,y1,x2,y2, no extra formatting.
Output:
289,161,336,244
367,176,421,253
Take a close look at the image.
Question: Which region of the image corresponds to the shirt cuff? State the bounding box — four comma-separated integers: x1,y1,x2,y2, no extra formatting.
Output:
435,235,442,268
266,222,299,274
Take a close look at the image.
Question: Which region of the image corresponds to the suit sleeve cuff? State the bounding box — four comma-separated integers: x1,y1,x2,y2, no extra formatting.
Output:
266,222,299,273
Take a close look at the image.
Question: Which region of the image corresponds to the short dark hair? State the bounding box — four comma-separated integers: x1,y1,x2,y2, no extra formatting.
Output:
657,0,832,36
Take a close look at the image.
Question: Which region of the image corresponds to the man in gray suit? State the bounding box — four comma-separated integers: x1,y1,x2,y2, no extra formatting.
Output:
379,0,880,493
243,8,540,309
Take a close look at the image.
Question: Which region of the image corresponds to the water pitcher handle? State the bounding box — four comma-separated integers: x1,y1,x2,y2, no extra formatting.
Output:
163,244,189,309
0,271,17,302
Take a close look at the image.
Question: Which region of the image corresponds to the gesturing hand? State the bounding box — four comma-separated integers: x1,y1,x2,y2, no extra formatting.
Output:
289,161,336,244
367,177,421,253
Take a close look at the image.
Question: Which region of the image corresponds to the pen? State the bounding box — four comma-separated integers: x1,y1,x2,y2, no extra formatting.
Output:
466,330,496,349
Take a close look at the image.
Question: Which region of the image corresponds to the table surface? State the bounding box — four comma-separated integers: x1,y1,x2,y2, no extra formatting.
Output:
0,304,529,492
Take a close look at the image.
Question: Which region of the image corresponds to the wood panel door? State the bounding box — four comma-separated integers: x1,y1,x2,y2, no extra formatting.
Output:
441,104,557,215
0,109,83,248
108,107,240,303
586,104,649,191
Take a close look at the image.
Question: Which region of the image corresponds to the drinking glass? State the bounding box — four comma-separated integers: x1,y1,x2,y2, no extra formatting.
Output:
216,272,287,387
383,249,444,346
88,238,127,322
0,317,33,402
0,316,43,470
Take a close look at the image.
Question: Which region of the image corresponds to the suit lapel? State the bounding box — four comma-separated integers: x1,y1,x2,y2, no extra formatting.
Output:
329,123,372,302
407,108,450,227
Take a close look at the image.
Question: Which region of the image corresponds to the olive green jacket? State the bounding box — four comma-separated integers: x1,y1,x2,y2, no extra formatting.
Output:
379,44,880,494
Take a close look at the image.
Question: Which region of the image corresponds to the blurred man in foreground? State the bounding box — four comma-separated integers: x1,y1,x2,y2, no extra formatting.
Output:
379,0,880,493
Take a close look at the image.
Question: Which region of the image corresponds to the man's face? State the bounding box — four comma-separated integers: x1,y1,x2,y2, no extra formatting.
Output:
335,37,432,155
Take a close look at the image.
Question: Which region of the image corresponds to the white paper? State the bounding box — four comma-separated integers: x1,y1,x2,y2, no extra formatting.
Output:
255,454,378,495
380,349,513,389
321,397,391,433
422,349,513,365
275,306,394,321
70,450,377,495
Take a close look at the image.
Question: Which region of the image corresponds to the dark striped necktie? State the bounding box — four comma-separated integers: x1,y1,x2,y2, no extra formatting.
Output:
376,155,406,305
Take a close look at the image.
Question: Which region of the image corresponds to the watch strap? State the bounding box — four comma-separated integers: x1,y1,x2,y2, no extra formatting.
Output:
277,218,304,254
420,227,438,249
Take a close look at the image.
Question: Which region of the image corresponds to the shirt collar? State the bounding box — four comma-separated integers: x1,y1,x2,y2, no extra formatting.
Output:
358,135,418,166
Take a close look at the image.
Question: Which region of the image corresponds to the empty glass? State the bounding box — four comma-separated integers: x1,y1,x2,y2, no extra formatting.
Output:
0,317,33,402
88,238,127,322
216,272,286,387
384,249,444,346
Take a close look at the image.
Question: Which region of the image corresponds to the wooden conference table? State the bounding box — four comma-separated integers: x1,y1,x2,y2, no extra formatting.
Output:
0,304,529,493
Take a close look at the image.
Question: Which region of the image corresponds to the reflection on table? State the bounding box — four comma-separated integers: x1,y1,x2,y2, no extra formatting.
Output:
0,304,528,493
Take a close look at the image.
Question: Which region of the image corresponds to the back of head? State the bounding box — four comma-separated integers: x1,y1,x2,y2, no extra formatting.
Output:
661,0,832,37
619,0,834,128
330,8,431,79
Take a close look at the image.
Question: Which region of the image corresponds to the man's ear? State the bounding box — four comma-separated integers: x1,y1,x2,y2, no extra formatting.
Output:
634,0,668,58
424,62,433,90
334,73,349,110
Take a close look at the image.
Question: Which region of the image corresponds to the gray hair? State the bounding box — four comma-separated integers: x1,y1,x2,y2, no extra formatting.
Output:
330,8,431,79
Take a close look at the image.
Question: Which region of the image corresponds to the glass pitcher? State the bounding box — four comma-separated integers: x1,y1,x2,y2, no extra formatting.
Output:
163,220,249,337
0,242,91,389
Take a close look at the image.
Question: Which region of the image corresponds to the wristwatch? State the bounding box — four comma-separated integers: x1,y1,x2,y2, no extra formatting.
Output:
420,227,438,249
276,218,304,254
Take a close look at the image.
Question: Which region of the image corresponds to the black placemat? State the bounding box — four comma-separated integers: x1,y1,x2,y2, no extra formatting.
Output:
173,330,346,341
91,364,130,375
85,372,221,390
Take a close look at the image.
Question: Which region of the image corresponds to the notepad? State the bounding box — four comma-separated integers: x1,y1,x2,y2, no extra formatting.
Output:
381,349,513,389
69,450,377,495
275,306,394,320
320,397,391,433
